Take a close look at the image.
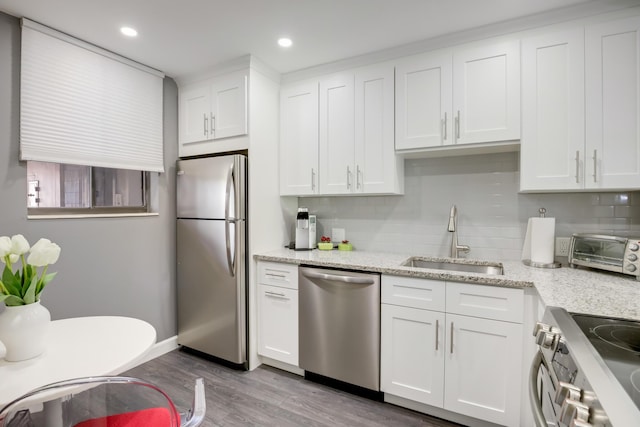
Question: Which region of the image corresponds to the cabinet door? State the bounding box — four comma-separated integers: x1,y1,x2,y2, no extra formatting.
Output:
444,314,522,427
355,63,402,194
179,82,210,145
453,40,520,144
586,16,640,189
319,73,355,194
395,51,453,150
381,304,445,407
257,284,298,366
280,81,319,195
521,29,585,191
210,71,248,140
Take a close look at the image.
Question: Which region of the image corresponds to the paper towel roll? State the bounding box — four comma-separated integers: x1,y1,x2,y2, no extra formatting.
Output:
522,217,556,264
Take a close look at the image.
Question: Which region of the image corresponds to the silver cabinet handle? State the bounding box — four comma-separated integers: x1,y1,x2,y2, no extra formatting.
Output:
592,149,597,183
211,114,216,138
435,319,439,351
265,290,288,299
203,114,208,136
346,165,352,189
265,272,287,279
311,168,316,192
450,322,454,354
455,111,460,141
575,150,580,183
356,165,361,189
301,270,375,285
442,112,448,141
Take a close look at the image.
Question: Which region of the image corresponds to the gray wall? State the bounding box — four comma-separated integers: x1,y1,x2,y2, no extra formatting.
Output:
0,12,179,341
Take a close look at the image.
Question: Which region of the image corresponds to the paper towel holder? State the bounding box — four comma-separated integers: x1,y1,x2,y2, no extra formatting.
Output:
522,207,561,269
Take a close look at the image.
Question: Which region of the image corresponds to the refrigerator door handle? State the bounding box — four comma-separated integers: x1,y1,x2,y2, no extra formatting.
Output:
225,163,236,278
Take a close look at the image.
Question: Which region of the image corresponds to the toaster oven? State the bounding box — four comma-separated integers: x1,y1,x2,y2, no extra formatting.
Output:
568,233,640,280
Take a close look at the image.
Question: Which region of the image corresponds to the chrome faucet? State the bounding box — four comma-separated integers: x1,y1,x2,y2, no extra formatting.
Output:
447,205,470,258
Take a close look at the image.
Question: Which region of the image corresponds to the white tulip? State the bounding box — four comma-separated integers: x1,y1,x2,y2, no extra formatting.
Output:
10,234,30,255
0,236,11,258
27,238,61,267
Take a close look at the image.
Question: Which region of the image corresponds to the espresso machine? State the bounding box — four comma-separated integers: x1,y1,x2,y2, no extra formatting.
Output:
295,207,316,250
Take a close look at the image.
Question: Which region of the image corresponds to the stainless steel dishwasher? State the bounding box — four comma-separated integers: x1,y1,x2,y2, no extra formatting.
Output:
299,266,380,391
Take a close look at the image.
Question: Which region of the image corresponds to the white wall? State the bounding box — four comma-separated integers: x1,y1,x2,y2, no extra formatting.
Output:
303,152,640,261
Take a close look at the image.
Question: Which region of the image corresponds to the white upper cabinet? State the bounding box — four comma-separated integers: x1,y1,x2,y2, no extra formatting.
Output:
355,64,402,194
180,83,211,145
319,73,355,194
395,39,520,151
585,15,640,189
521,15,640,191
210,72,248,139
280,62,403,196
395,51,452,150
178,70,248,157
279,81,319,196
453,40,521,144
520,28,585,191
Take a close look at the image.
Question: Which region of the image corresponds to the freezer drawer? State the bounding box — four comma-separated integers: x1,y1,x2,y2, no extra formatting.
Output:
299,266,380,391
176,218,246,364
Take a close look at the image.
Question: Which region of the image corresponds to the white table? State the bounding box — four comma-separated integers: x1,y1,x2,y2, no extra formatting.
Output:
0,316,156,408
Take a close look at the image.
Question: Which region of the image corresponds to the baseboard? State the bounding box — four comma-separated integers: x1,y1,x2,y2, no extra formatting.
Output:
259,356,304,376
139,335,179,365
384,394,502,427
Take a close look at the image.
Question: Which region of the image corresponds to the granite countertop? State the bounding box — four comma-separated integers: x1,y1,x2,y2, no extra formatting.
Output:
254,248,640,321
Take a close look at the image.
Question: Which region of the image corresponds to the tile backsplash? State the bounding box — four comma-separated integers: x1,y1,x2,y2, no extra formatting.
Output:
302,152,640,261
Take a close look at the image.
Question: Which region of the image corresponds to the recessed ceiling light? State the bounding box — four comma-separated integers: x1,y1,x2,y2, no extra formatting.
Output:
278,37,292,48
120,27,138,37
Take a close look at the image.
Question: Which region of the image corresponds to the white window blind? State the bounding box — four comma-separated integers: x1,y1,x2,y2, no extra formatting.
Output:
20,19,165,173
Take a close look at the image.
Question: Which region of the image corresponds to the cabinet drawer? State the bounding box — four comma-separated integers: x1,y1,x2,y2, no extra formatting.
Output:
257,261,298,290
257,284,298,366
381,275,445,311
446,282,523,323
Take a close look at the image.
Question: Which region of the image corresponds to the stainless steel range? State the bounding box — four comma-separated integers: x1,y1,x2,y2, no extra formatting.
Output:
530,306,640,427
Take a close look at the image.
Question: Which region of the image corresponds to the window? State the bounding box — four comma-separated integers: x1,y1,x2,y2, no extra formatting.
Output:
27,161,148,214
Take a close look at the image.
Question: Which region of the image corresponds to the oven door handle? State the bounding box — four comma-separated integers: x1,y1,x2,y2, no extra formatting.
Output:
529,350,549,427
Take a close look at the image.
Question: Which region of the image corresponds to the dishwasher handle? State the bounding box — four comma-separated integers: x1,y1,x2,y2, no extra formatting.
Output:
301,270,376,285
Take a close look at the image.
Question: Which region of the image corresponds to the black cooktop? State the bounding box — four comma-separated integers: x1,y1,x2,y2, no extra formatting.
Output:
572,313,640,410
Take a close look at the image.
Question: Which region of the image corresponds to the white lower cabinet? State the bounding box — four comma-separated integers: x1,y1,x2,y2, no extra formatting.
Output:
257,262,298,367
444,313,523,426
381,304,445,407
381,275,523,427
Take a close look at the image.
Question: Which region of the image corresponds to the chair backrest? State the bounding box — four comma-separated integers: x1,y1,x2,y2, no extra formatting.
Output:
0,376,205,427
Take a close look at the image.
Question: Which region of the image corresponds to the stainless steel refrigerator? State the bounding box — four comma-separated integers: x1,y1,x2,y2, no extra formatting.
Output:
176,154,247,368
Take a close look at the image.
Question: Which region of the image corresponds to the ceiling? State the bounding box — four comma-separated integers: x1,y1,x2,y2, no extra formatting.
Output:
0,0,610,80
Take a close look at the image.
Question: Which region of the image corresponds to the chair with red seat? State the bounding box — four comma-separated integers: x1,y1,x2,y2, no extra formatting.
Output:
0,376,205,427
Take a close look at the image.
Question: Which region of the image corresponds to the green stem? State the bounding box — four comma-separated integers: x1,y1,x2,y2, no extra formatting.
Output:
21,253,27,292
36,264,49,295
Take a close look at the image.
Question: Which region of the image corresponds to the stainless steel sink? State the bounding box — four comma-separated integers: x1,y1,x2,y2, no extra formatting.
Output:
401,257,504,275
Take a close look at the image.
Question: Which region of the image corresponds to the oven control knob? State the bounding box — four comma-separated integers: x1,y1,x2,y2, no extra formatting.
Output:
533,322,557,348
630,242,639,251
560,399,590,427
625,264,637,272
535,330,557,348
570,420,593,427
555,382,582,405
628,253,638,262
532,322,551,336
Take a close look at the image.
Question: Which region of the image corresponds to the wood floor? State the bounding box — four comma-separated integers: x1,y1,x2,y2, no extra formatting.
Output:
123,349,464,427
